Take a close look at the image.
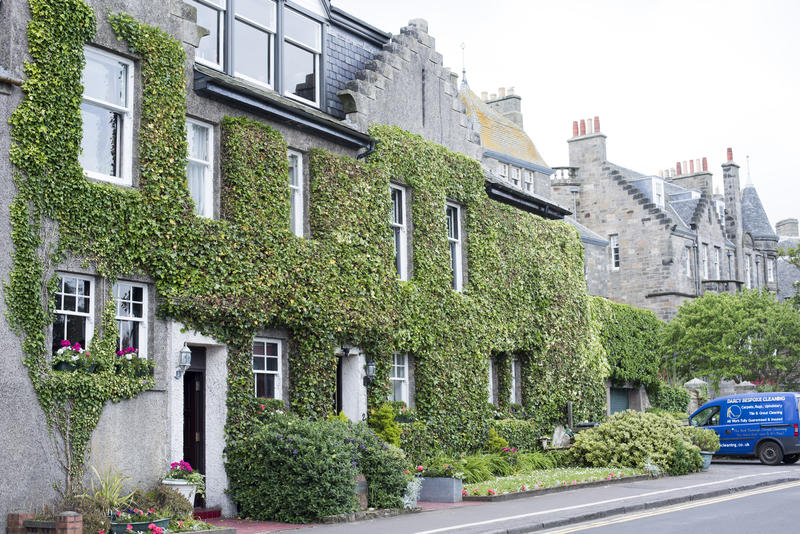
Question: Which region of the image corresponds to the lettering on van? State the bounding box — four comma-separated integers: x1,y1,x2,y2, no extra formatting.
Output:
726,401,785,424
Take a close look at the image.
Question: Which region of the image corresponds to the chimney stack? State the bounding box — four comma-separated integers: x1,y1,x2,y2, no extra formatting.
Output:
727,147,733,162
481,91,488,101
594,116,600,133
579,119,586,136
776,218,799,237
507,86,515,95
572,121,579,137
498,87,506,98
689,160,695,174
676,162,682,175
490,93,497,100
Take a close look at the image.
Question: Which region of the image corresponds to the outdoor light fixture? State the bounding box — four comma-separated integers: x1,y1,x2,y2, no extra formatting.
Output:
364,357,376,386
341,345,351,357
175,342,192,379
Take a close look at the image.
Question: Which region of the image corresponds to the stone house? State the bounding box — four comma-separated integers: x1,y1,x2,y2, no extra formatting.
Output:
0,0,597,527
776,218,800,302
551,119,779,321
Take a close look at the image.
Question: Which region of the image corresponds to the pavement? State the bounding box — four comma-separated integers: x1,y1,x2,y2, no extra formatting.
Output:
209,461,800,534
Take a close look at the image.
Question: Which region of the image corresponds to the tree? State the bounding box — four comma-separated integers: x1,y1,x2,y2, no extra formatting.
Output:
662,290,800,389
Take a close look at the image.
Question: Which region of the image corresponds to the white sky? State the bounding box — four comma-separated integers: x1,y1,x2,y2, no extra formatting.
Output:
332,0,800,228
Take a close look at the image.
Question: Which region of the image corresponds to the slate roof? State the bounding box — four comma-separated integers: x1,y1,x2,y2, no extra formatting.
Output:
565,217,609,246
741,185,778,240
670,198,700,228
459,87,548,166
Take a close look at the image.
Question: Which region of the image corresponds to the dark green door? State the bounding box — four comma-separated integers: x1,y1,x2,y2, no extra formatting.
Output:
610,388,630,414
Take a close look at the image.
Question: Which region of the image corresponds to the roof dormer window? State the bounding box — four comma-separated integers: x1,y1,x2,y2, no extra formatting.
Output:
652,177,664,208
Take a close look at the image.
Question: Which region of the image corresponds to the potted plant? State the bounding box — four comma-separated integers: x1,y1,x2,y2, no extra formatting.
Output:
161,460,205,504
684,426,720,471
416,462,463,503
52,340,86,371
110,508,169,533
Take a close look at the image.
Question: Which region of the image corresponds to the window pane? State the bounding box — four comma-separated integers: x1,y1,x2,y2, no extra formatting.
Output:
66,316,86,347
265,342,278,356
77,296,90,314
132,303,143,318
253,341,265,356
236,0,276,28
188,123,209,161
188,161,206,215
132,286,143,303
78,279,90,296
63,277,76,295
53,314,66,353
63,295,76,312
392,380,404,403
288,154,298,187
392,189,403,225
80,102,120,177
266,356,278,372
256,373,276,398
253,355,265,371
119,300,130,317
284,8,321,50
234,20,270,84
284,41,316,102
191,1,222,65
83,53,127,107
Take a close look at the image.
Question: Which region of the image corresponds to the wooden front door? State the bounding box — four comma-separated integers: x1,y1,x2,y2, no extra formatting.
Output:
183,346,206,508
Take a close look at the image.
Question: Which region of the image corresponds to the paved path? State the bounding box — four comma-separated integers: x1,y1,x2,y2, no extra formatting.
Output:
214,461,800,534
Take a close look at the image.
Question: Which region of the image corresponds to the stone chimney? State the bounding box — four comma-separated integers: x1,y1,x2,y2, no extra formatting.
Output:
568,115,606,168
722,147,742,279
485,86,523,129
777,218,799,237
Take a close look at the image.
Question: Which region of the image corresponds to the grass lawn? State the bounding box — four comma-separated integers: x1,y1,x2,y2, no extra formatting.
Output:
464,467,645,496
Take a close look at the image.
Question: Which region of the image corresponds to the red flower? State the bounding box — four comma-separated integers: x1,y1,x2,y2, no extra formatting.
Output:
126,525,133,531
260,404,266,411
416,465,424,472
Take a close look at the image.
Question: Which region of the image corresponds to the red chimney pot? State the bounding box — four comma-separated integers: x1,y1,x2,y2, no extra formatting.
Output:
572,121,578,137
594,116,600,132
702,157,708,171
579,119,586,136
676,162,682,175
727,147,733,162
689,160,695,174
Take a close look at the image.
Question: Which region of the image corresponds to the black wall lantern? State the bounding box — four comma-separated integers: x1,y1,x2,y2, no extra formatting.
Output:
364,357,376,386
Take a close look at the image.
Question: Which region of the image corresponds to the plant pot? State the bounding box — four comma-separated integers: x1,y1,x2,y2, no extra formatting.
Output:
53,361,77,372
419,477,462,503
699,450,714,471
111,518,169,533
161,478,198,504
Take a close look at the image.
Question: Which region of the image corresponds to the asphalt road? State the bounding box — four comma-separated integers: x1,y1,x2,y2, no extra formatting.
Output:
539,480,800,534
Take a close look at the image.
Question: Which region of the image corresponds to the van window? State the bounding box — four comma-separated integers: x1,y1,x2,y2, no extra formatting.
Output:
691,405,720,427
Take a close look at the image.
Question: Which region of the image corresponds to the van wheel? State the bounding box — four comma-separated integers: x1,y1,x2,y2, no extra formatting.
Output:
758,441,783,465
783,454,800,464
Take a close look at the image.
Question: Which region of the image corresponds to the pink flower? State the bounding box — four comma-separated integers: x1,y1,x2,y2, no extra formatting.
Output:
403,469,409,474
116,511,121,517
487,489,495,495
520,485,527,491
260,404,266,411
60,340,71,347
462,490,467,496
126,525,133,531
99,530,105,534
416,465,424,472
178,521,183,526
117,350,124,356
72,343,82,351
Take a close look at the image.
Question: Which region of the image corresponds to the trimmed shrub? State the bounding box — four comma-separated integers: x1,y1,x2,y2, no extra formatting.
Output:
648,381,690,414
682,426,720,453
486,428,509,453
569,410,702,475
227,414,406,522
368,403,402,446
493,419,545,451
398,421,443,466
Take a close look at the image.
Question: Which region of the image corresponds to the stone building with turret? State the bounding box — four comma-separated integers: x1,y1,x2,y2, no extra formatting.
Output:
551,118,778,320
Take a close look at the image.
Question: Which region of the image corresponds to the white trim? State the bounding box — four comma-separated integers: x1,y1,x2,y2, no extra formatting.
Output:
186,119,215,218
253,337,282,400
232,14,276,89
389,353,409,405
113,281,148,359
81,47,134,186
509,358,519,404
390,184,408,280
53,273,95,352
446,202,463,291
714,246,721,279
288,150,304,237
487,358,494,405
652,177,665,208
609,234,620,270
701,243,709,280
685,246,693,278
190,0,226,70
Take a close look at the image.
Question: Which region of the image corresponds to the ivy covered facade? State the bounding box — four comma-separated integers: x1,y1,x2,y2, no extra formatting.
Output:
0,0,623,523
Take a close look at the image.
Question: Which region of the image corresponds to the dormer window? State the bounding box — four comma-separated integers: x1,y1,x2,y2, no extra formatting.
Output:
188,0,325,107
509,167,520,186
652,178,664,208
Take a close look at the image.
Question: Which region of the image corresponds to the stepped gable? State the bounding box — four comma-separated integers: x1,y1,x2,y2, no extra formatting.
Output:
606,164,673,230
741,185,778,240
336,19,480,158
459,87,547,166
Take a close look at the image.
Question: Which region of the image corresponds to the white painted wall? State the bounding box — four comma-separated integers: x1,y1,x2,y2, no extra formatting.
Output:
337,346,368,422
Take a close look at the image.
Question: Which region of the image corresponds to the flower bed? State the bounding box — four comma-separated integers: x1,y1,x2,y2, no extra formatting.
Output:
463,467,644,499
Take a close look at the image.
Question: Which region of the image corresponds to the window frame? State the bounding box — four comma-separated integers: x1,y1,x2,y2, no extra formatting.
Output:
80,47,135,186
509,358,519,404
609,234,620,270
701,243,709,279
498,162,508,180
288,150,304,237
389,352,409,405
652,178,665,208
523,170,533,192
446,202,463,291
714,246,721,279
188,0,226,70
252,337,283,400
232,0,277,90
509,166,520,186
282,5,322,106
767,258,775,283
685,246,693,278
186,118,215,218
112,281,148,358
745,254,752,289
390,184,409,281
52,274,95,354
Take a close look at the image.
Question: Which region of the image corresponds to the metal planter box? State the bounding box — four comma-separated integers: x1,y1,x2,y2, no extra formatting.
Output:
419,477,462,503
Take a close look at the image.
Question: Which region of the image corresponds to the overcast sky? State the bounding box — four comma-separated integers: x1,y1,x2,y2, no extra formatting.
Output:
332,0,800,229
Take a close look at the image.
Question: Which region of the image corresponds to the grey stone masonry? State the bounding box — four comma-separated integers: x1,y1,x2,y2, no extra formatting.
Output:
337,19,481,159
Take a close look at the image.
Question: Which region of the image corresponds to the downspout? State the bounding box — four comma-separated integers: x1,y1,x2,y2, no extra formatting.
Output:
356,139,376,160
693,233,701,297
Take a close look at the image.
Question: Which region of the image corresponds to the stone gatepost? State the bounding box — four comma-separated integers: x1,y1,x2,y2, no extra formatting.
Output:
684,378,709,414
734,381,757,394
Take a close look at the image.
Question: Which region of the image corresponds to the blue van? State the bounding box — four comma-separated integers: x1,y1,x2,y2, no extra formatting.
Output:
688,392,800,465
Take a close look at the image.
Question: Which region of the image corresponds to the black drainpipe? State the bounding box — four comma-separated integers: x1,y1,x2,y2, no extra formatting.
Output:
356,139,376,160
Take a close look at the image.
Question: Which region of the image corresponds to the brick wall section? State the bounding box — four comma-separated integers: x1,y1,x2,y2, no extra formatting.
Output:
55,512,81,534
325,25,382,119
7,514,33,534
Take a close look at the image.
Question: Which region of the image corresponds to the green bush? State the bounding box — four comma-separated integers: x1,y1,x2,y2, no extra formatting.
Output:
227,414,406,522
648,381,690,414
368,403,402,446
398,421,443,466
682,426,720,452
130,485,193,521
493,418,545,451
667,439,703,475
459,456,494,484
569,410,702,475
486,428,509,453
